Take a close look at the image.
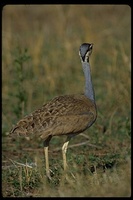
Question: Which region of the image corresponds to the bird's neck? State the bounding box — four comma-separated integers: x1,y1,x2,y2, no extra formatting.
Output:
82,62,95,102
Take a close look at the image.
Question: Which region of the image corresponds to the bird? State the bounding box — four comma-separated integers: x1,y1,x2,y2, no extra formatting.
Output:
10,43,97,179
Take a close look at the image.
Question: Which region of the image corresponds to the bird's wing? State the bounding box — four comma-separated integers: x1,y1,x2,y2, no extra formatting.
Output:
40,111,96,140
10,95,96,140
33,94,95,116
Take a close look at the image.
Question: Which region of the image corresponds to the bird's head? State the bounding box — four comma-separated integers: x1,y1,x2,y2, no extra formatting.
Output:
79,43,93,62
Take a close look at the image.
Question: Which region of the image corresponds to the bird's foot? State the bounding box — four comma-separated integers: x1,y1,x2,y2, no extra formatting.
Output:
46,173,52,181
46,169,54,181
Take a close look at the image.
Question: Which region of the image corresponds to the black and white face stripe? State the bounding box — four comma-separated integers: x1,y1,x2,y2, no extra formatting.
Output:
79,43,93,62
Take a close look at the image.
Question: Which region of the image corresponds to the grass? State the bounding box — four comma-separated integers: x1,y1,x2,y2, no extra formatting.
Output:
2,5,131,197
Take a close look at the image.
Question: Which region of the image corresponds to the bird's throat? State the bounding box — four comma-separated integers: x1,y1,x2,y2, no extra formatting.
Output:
82,62,95,102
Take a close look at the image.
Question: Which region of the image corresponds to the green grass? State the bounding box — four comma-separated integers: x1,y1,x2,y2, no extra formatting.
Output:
2,5,131,197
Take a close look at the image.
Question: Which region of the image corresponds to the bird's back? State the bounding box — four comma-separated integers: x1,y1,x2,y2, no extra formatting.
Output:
10,94,97,140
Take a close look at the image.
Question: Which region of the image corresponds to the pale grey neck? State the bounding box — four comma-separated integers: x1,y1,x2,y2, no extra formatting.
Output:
82,62,95,102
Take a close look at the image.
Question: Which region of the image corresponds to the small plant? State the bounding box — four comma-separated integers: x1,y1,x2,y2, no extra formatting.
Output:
10,46,31,120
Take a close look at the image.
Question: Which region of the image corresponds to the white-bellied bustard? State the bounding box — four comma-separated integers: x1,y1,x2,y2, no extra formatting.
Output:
10,43,97,179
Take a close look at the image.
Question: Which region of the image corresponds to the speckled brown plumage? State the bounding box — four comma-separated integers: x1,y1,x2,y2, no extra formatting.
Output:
10,94,96,140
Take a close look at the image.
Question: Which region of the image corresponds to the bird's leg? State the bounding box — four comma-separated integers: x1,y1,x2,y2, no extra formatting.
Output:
62,135,72,171
44,146,50,179
43,135,52,179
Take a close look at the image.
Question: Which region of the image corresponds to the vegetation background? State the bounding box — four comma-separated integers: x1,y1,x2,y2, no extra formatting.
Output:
2,5,131,197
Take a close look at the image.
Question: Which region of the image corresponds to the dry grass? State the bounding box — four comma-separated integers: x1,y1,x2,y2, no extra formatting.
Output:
2,5,131,197
2,155,131,197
